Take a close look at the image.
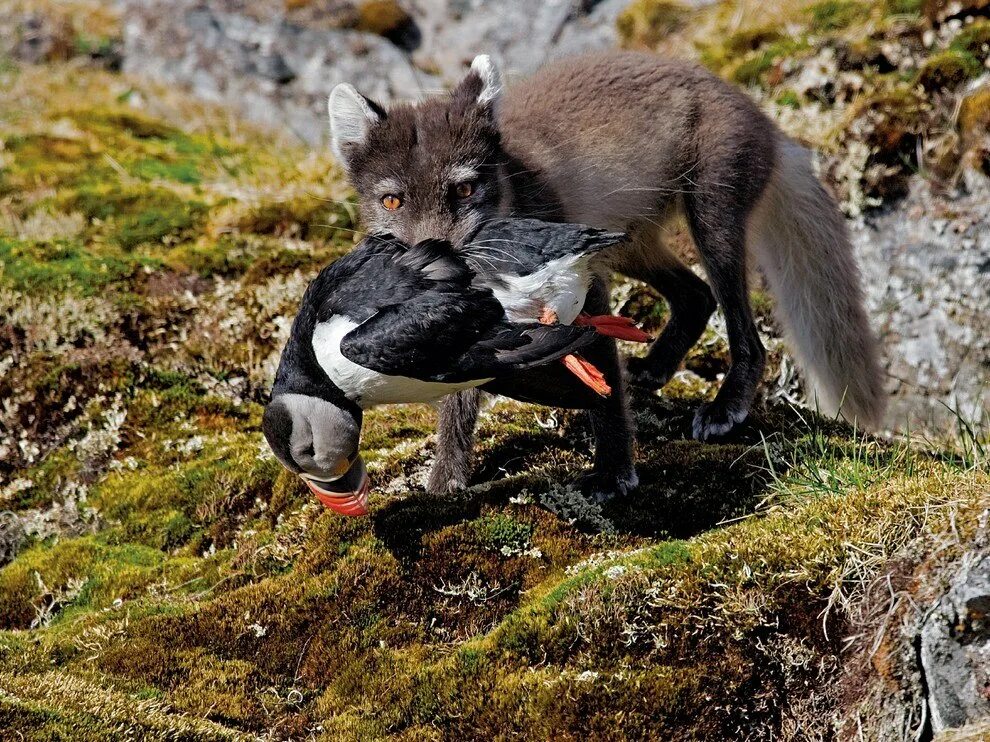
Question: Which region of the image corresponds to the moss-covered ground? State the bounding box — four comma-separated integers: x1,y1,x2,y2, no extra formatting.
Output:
1,8,989,739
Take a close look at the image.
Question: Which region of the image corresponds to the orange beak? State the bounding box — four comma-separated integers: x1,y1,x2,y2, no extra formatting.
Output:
303,457,370,516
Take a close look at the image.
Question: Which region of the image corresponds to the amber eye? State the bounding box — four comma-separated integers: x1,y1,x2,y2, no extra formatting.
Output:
381,194,402,210
455,181,475,199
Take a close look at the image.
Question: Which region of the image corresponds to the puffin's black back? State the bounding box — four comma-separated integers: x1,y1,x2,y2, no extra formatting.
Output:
458,218,626,278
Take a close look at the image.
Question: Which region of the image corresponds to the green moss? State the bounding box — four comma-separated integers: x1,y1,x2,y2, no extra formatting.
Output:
698,24,792,73
68,109,191,143
58,183,208,250
0,237,148,294
0,106,234,201
959,85,990,140
73,33,121,59
724,25,785,55
0,536,193,629
130,157,202,184
728,39,811,86
90,433,279,551
950,19,990,61
777,88,803,108
471,513,533,553
846,86,927,168
0,133,102,196
884,0,923,14
916,49,983,90
617,0,690,47
125,373,249,435
807,0,871,32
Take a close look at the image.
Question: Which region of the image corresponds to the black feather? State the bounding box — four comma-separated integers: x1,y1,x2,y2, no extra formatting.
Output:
460,217,626,277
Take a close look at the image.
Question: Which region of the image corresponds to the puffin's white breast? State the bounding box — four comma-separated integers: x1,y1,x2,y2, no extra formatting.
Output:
486,254,592,325
312,315,489,408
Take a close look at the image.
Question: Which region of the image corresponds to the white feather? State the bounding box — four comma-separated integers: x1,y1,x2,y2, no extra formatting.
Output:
483,254,593,325
312,316,489,407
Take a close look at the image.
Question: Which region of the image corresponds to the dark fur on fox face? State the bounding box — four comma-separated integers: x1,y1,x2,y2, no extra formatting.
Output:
331,67,508,247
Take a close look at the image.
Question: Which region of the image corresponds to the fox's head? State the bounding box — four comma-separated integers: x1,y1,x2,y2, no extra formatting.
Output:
328,56,507,247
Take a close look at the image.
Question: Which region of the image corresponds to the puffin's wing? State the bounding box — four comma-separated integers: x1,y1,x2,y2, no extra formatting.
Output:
475,323,599,372
340,296,599,382
338,289,503,381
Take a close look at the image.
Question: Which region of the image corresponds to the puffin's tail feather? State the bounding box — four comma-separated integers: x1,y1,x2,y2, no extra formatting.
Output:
492,324,598,370
562,354,611,396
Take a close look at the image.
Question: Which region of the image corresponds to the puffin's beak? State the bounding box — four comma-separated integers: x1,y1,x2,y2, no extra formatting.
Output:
302,456,369,516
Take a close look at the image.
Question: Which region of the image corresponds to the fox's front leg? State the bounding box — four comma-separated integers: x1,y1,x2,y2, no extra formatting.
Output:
577,278,638,503
427,388,482,494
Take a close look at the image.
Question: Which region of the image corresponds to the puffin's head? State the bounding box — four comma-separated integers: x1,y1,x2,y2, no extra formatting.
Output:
263,288,369,516
262,393,369,515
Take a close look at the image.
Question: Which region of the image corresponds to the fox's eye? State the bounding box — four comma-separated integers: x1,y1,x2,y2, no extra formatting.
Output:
381,194,403,210
455,181,475,199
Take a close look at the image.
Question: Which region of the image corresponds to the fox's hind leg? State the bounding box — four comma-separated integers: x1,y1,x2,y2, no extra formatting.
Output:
616,223,716,389
427,388,481,494
683,194,771,440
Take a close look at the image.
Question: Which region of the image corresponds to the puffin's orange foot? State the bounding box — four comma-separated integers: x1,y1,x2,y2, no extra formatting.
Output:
575,313,652,343
562,354,611,396
539,306,559,325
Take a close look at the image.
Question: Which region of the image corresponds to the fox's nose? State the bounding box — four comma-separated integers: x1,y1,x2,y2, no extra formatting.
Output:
262,394,360,483
410,215,455,247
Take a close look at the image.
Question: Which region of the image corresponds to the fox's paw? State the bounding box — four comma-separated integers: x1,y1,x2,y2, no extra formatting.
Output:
626,357,674,391
576,468,639,505
692,399,749,441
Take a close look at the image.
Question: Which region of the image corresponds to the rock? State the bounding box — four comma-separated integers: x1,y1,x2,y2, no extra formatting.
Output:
409,0,631,81
851,181,990,430
117,0,644,144
120,0,438,144
920,552,990,733
8,11,75,64
0,511,26,567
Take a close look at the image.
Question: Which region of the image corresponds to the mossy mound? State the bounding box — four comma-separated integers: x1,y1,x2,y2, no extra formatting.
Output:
1,42,988,742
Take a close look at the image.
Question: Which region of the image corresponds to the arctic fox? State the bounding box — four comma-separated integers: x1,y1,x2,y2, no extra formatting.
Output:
326,50,885,501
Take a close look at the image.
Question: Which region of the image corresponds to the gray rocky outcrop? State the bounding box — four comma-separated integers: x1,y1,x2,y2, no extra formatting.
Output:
121,0,438,144
119,0,631,144
920,551,990,733
852,182,990,430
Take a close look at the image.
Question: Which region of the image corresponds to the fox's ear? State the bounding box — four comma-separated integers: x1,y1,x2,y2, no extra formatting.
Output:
328,84,384,167
451,54,503,115
470,55,502,107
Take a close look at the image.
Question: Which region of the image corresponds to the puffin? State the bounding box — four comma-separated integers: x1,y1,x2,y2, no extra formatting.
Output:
263,233,604,516
460,218,652,395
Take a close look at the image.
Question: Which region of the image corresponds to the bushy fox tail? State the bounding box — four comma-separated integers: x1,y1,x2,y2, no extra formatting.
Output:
749,136,886,428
